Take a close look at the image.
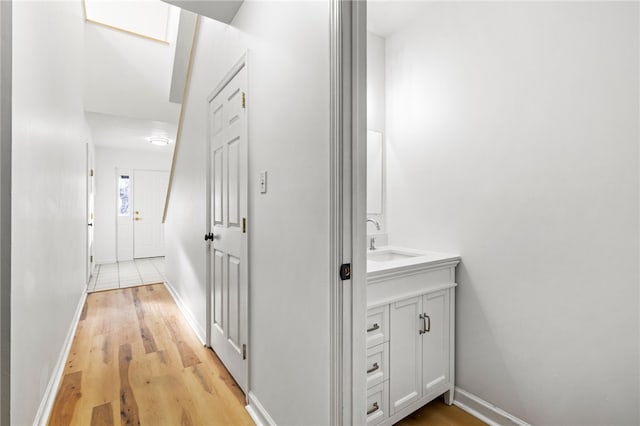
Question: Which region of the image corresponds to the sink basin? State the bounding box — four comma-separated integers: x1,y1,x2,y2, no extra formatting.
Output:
368,249,421,262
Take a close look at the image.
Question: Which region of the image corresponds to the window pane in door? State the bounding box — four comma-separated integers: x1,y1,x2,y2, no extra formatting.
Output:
118,175,130,216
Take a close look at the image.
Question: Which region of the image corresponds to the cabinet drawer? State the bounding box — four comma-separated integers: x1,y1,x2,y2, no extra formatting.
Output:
366,342,389,389
366,381,389,426
366,305,388,348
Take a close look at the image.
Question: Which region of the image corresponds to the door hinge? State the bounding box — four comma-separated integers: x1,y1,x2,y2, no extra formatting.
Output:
90,255,93,262
90,168,94,177
242,217,246,233
339,263,351,280
242,344,247,360
242,92,246,109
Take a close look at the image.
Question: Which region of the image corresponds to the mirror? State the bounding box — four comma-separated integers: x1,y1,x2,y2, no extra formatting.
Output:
367,130,383,214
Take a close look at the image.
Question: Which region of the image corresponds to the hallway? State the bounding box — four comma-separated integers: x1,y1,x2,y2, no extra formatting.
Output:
48,284,253,425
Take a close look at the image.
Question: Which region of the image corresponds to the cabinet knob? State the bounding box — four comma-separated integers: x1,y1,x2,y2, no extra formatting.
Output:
367,362,380,374
367,323,380,333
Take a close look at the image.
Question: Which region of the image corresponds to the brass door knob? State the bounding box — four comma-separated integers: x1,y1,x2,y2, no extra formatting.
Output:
135,217,141,221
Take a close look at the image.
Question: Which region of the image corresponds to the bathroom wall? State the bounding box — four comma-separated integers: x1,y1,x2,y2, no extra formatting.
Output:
93,146,171,263
385,3,639,425
11,1,88,423
367,32,386,235
164,3,331,424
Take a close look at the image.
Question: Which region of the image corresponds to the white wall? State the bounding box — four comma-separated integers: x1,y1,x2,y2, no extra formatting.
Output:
94,145,171,263
164,3,331,424
84,8,180,123
367,32,387,234
11,1,88,424
385,3,639,425
0,1,10,423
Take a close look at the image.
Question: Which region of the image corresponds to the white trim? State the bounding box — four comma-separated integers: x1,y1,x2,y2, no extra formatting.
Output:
206,53,247,102
162,278,206,346
328,1,343,423
94,258,116,265
367,259,461,284
33,290,87,426
246,392,276,426
330,1,367,424
454,387,531,426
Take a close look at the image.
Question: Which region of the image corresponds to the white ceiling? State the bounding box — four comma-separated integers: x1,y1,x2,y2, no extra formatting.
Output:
84,0,172,41
368,1,431,38
83,0,182,152
86,111,177,153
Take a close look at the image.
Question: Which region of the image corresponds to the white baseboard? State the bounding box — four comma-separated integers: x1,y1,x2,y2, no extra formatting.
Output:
33,290,88,426
454,387,530,426
247,392,276,426
162,277,206,346
94,258,116,265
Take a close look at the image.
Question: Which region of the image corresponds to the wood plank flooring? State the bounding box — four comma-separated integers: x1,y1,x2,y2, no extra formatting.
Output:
48,284,252,426
396,399,486,426
48,282,483,426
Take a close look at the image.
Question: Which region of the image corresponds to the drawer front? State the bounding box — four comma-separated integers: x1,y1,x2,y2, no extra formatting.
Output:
366,342,389,389
366,381,389,426
366,305,388,348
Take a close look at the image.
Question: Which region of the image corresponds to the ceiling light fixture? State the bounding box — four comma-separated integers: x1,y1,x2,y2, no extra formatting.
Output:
149,136,171,146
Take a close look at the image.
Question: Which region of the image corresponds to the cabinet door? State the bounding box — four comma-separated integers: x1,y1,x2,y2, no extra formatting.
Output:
389,296,422,414
421,289,450,398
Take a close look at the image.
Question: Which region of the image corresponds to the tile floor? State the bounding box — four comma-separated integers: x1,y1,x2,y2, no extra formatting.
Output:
88,257,165,292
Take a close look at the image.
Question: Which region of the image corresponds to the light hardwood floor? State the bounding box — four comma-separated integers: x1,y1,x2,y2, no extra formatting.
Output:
395,399,486,426
48,283,483,426
48,283,253,426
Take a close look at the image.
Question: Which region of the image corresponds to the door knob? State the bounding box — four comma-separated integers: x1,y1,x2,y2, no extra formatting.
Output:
135,217,141,221
204,232,217,241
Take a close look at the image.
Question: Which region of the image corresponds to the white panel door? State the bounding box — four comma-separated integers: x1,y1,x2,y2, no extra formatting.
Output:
422,290,450,398
389,296,423,414
133,170,168,258
209,64,248,392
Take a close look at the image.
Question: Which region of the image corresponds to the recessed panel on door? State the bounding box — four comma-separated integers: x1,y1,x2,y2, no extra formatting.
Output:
213,250,224,332
422,290,450,397
213,148,224,225
227,138,240,226
389,296,422,414
227,255,241,350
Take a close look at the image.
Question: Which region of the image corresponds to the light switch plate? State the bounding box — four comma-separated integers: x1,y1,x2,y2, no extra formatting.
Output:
259,171,267,194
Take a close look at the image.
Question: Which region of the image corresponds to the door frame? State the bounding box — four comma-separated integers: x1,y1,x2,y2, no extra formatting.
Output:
86,142,94,283
205,52,250,396
330,1,367,424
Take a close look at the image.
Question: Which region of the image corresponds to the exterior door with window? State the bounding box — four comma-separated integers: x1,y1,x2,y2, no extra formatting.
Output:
133,170,169,258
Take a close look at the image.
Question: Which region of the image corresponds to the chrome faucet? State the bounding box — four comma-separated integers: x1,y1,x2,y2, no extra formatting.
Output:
369,236,377,251
367,218,381,251
367,217,381,231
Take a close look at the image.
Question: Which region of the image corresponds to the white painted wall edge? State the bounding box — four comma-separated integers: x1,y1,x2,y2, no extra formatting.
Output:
162,278,205,346
32,290,87,426
454,387,531,426
247,391,276,426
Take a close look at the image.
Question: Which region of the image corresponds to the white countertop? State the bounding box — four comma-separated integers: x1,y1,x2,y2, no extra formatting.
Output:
367,246,461,278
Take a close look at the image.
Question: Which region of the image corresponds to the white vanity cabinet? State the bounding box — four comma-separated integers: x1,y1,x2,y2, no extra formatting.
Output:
389,289,452,415
365,248,459,426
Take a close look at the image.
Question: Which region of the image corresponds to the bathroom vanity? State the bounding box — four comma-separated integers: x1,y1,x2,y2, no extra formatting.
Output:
365,247,460,426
